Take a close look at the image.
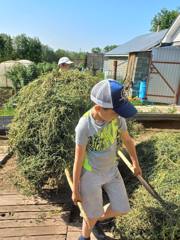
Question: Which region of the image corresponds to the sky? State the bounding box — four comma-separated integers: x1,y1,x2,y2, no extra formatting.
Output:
0,0,179,52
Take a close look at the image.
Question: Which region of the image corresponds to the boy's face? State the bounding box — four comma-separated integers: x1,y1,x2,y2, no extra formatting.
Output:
96,106,119,122
60,63,70,70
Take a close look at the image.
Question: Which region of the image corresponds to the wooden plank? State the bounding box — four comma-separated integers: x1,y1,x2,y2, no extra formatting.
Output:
0,191,18,195
0,204,62,213
67,228,112,240
152,60,180,65
135,113,180,121
0,195,48,206
66,226,114,239
1,235,66,240
0,211,63,220
0,135,8,140
66,231,81,240
0,218,67,228
66,232,97,240
67,225,81,232
0,226,67,237
0,195,67,205
124,52,136,85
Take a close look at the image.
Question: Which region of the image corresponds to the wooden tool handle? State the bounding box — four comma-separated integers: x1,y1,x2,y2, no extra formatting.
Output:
117,150,162,201
64,168,91,229
118,150,134,173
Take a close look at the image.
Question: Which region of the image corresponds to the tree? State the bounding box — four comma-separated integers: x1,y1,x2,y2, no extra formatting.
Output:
41,45,57,63
28,37,42,63
55,48,68,60
91,47,102,54
91,45,118,54
55,48,86,67
151,8,179,32
0,32,97,65
0,34,13,62
13,34,30,60
103,44,118,52
13,34,42,63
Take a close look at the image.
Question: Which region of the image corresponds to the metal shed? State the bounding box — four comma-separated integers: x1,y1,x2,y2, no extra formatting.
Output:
104,30,167,83
147,46,180,104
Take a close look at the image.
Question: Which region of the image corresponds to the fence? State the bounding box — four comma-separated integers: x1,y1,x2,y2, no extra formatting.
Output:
0,116,13,134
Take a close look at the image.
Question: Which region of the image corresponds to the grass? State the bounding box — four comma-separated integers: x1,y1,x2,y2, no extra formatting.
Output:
115,132,180,240
167,106,177,114
0,106,15,116
128,97,152,106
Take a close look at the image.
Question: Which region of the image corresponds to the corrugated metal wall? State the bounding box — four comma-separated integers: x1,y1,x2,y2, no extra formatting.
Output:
104,57,128,81
86,53,104,71
147,46,180,104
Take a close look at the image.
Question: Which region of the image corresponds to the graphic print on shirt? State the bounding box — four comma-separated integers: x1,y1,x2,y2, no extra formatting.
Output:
87,118,119,152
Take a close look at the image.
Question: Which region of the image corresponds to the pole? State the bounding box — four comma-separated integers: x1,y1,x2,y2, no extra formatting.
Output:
64,168,91,229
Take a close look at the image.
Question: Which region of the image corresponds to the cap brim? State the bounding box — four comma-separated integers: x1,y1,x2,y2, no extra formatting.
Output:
58,61,73,65
113,101,137,118
65,61,73,64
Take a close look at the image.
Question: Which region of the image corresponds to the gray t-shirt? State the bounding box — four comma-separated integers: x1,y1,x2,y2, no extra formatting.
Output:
75,109,127,172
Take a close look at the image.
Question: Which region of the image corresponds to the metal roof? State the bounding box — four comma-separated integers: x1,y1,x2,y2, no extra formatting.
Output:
105,29,168,56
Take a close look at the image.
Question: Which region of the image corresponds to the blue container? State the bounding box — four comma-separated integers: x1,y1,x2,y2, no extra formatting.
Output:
139,80,147,99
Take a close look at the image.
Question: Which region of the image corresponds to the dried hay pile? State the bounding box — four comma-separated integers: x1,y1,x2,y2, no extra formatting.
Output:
9,70,98,190
116,133,180,240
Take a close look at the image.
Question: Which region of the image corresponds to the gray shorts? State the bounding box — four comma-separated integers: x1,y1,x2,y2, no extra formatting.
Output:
80,166,130,219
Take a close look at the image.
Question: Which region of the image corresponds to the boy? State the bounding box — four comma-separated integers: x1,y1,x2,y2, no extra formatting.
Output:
58,56,73,71
72,79,142,240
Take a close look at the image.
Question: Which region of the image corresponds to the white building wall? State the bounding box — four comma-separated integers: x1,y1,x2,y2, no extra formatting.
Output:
162,15,180,46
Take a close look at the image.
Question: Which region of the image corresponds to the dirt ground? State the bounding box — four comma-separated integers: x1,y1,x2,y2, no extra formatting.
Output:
0,138,13,191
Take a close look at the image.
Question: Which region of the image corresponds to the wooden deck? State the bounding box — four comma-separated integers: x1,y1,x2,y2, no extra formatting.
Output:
0,188,68,240
0,187,113,240
0,184,106,240
0,139,114,240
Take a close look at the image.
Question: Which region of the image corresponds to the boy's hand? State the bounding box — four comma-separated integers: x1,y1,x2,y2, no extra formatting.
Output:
72,191,82,205
133,163,142,176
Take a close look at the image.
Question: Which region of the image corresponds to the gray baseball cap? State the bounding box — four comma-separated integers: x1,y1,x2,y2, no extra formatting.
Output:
91,79,137,118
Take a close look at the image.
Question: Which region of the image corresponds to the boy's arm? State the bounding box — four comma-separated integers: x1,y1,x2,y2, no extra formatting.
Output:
72,144,86,203
121,130,142,176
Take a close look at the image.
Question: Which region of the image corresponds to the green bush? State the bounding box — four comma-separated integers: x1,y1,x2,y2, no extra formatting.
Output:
115,133,180,240
6,62,57,93
9,70,98,190
6,63,39,92
36,62,57,75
